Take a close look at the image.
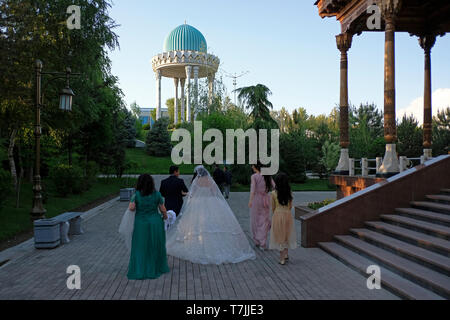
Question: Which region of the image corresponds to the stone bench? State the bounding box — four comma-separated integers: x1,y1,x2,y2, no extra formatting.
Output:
120,188,135,202
34,212,83,249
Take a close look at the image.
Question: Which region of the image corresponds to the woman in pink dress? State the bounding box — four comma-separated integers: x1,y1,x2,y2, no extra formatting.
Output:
248,162,274,250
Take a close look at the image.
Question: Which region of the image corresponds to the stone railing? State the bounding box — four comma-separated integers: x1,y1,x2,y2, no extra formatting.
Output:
348,155,432,177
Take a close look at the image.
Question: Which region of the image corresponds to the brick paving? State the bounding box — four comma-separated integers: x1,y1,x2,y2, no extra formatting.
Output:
0,176,398,300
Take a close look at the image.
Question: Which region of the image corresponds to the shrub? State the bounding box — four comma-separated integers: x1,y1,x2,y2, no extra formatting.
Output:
308,199,335,210
0,169,11,209
142,123,150,130
50,164,83,197
81,161,99,191
319,141,340,176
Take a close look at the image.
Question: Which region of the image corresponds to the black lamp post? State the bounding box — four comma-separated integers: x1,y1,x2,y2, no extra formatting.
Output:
31,60,78,221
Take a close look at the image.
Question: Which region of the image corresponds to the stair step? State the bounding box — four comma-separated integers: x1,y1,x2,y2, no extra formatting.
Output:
380,214,450,240
395,208,450,227
426,194,450,204
334,235,450,298
318,242,444,300
411,201,450,214
365,221,450,256
350,228,450,276
440,189,450,195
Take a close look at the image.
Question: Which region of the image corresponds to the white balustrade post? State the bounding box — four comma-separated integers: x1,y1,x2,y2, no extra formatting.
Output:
361,158,368,177
349,158,355,177
399,156,407,172
376,157,383,174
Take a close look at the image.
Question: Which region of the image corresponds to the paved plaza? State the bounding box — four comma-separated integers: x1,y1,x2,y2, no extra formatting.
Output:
0,176,398,300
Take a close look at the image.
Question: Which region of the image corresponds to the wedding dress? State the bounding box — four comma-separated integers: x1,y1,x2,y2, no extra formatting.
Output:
166,166,256,265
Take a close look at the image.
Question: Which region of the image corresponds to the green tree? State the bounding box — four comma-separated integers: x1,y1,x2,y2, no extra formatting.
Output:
235,84,276,125
166,98,182,125
319,141,340,176
279,130,316,183
146,118,172,157
0,0,125,180
0,140,11,208
397,115,423,157
349,103,385,159
432,107,450,155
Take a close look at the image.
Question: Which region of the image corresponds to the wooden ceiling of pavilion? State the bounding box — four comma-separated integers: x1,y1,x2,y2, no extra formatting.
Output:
314,0,450,36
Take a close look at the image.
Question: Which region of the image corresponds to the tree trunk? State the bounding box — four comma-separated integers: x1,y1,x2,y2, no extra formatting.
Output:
16,167,23,209
8,128,18,189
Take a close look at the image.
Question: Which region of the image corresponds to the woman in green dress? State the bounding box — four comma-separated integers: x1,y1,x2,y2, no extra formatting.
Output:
127,174,170,280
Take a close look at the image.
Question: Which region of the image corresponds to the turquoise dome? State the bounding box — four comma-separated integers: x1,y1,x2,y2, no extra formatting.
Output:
163,24,207,53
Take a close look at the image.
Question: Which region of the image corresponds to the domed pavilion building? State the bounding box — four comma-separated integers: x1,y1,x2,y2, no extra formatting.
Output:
152,24,220,123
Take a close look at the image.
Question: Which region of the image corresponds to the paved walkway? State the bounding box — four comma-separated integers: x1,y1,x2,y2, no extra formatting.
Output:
0,176,398,300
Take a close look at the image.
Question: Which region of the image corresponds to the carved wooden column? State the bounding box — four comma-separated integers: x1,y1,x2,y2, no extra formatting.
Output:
335,32,352,175
378,0,401,177
419,34,436,160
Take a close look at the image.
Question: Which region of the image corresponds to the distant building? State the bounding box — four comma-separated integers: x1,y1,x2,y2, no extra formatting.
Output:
139,107,169,127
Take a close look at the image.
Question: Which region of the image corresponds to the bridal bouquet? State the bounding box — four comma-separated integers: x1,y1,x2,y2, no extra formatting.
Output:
165,210,177,231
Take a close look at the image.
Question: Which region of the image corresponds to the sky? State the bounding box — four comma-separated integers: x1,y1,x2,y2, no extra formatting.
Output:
107,0,450,122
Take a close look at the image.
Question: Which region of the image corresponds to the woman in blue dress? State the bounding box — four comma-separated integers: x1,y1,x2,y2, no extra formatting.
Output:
127,174,170,280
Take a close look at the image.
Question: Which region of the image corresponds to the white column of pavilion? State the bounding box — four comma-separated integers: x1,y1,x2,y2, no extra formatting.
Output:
174,78,179,125
185,66,192,122
180,78,186,123
208,74,215,107
193,66,199,120
155,69,162,120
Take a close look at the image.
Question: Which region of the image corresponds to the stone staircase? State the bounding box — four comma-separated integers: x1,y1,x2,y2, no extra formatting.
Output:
319,188,450,300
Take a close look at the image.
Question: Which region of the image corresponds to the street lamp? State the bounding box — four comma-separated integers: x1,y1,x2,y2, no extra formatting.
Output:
31,60,79,221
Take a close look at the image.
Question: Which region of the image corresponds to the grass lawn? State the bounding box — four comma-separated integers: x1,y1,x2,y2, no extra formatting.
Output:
125,148,196,175
231,179,336,192
0,178,137,243
126,148,336,192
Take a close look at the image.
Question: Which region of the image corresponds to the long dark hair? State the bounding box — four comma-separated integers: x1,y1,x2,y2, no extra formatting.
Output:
274,172,292,206
136,174,155,196
253,161,273,193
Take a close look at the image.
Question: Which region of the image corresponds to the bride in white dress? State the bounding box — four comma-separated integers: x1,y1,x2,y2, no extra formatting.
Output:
166,165,256,265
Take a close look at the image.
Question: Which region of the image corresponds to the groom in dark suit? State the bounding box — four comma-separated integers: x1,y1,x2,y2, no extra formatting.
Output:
160,166,188,217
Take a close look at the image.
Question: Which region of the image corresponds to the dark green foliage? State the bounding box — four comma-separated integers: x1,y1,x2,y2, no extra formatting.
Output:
0,169,11,209
432,107,450,155
397,115,423,157
230,164,252,186
236,84,276,125
0,141,11,208
349,103,385,159
123,111,137,148
146,118,172,157
50,164,84,197
280,130,316,183
81,161,99,191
